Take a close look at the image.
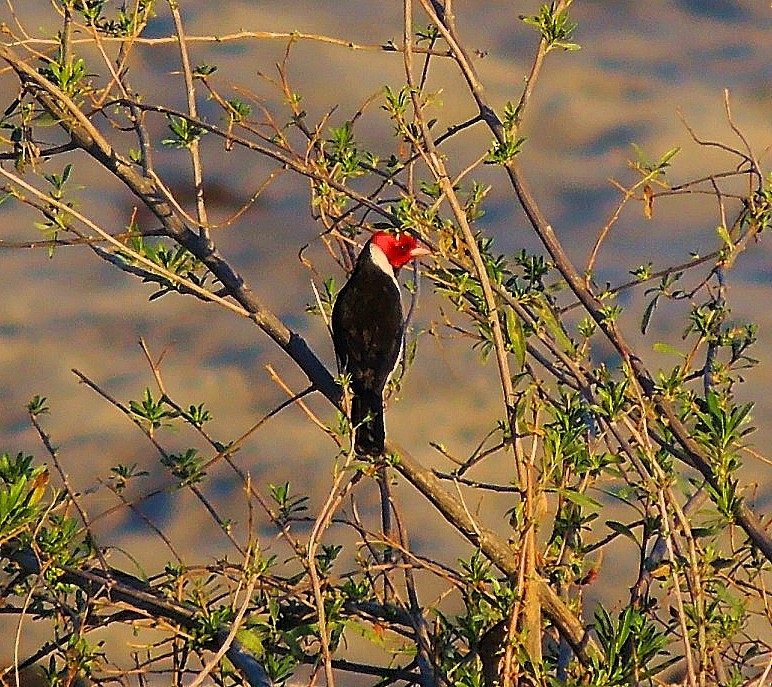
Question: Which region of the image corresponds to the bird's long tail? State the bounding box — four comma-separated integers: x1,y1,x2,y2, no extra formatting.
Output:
351,391,385,456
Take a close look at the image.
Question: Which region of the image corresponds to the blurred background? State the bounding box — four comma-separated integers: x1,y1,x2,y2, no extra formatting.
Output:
1,0,770,667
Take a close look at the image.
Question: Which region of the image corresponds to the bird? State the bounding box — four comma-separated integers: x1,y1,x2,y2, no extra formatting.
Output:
331,231,430,456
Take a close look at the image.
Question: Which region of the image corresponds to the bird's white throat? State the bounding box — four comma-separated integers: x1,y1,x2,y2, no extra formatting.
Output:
369,242,397,285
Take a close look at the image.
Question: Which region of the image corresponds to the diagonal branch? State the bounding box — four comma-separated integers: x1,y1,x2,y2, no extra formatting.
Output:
0,34,608,668
0,43,339,405
390,442,600,663
417,0,772,566
3,545,272,687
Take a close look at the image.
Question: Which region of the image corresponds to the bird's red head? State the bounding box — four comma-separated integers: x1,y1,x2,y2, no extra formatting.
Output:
370,231,431,270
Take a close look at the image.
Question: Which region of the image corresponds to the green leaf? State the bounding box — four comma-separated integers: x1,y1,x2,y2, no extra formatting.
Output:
522,4,580,52
533,300,575,355
641,294,659,334
659,146,680,167
652,342,684,357
716,224,733,249
557,487,601,511
606,520,640,549
504,306,527,370
235,628,264,656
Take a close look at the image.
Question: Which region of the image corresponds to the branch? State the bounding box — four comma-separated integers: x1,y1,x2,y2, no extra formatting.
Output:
1,61,604,663
417,1,772,565
167,0,210,240
2,545,272,687
0,43,340,405
7,30,452,56
390,443,600,663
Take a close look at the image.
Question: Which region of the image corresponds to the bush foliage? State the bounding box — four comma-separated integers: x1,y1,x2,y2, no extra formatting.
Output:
0,2,770,687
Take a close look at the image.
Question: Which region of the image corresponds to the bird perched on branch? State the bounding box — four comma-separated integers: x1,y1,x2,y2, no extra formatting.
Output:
332,231,430,455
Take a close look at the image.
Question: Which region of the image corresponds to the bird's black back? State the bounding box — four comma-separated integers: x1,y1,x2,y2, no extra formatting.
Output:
331,253,404,396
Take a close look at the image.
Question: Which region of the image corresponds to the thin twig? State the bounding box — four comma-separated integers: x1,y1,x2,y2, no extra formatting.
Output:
187,564,258,687
27,411,110,571
167,0,209,241
6,29,453,55
307,456,362,687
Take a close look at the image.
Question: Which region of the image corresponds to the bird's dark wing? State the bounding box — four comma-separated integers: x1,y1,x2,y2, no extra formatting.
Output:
331,261,404,395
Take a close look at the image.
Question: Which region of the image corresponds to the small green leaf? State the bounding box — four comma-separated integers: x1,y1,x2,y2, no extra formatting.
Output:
557,488,601,511
504,306,527,371
641,294,659,334
659,146,680,167
652,342,684,357
716,224,733,249
235,628,264,656
192,63,217,78
606,520,640,548
533,301,575,355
